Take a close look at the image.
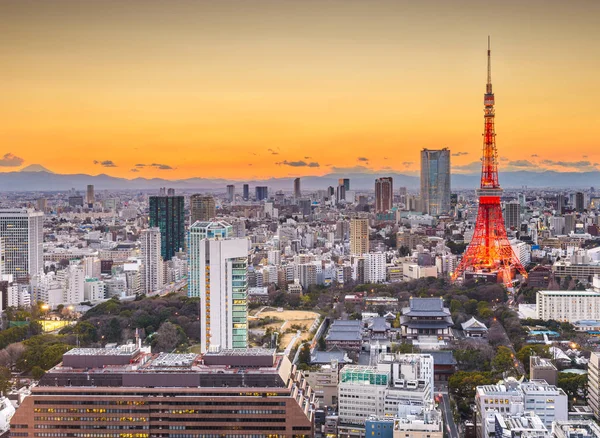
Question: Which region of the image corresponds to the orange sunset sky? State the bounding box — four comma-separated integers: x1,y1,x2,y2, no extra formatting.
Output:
1,0,599,180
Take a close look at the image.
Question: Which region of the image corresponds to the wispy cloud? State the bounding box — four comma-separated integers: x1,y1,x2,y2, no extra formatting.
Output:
402,161,414,167
277,160,320,168
267,148,279,155
0,153,24,167
508,160,535,167
453,161,481,173
452,151,469,157
357,157,369,162
135,162,174,170
131,168,139,173
94,160,117,167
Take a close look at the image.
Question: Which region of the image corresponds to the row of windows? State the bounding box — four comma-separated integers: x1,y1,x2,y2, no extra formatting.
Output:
35,426,148,430
35,418,147,423
34,400,286,406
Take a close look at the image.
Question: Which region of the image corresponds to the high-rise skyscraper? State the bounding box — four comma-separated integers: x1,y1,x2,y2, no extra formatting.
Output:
336,182,346,204
350,217,369,255
255,186,268,201
0,209,43,281
226,185,235,203
86,184,95,206
339,178,350,191
575,192,585,212
242,184,249,201
188,221,248,353
420,148,451,216
190,194,216,224
375,177,394,213
504,201,521,230
294,178,301,199
149,192,185,261
140,228,163,295
557,194,566,214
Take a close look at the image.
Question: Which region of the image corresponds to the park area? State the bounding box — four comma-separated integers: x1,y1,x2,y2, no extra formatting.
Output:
249,308,320,351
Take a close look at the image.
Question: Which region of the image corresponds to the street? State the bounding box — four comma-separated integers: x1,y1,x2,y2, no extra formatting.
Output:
440,392,459,438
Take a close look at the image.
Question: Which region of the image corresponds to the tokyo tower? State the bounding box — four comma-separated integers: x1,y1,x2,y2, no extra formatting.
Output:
451,38,527,287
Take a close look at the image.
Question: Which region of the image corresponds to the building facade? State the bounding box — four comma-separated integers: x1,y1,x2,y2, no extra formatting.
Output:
190,194,216,223
536,290,600,322
420,148,450,216
0,209,44,281
10,347,315,437
350,218,369,256
140,227,163,295
375,177,393,213
148,194,185,261
188,221,249,353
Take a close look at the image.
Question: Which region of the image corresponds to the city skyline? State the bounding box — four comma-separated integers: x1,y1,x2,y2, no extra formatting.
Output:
2,0,600,179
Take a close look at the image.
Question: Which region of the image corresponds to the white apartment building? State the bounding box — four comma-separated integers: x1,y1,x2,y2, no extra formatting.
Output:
189,221,249,353
58,264,85,305
365,252,386,283
536,290,600,322
267,249,281,266
7,284,31,308
84,278,106,302
510,240,531,267
82,256,101,279
338,353,434,437
475,379,567,438
403,263,437,281
140,228,163,294
0,209,44,280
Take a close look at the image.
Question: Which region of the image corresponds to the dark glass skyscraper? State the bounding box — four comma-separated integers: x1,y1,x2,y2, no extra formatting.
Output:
243,183,249,201
420,148,451,216
149,194,185,261
255,186,268,201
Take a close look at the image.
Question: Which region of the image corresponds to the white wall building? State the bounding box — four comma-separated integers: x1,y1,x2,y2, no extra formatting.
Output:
403,263,437,281
537,290,600,322
189,221,249,353
140,228,163,294
365,252,386,283
84,278,106,302
0,209,44,280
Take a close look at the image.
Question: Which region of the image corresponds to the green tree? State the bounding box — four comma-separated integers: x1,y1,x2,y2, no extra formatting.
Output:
0,367,11,396
516,345,549,374
391,342,416,354
31,366,45,380
492,346,517,376
297,343,311,368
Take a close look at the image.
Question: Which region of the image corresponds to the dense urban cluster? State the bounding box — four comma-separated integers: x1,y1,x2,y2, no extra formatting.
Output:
0,171,598,437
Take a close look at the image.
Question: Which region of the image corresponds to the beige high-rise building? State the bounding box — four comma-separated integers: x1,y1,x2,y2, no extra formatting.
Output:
350,217,369,255
190,194,216,224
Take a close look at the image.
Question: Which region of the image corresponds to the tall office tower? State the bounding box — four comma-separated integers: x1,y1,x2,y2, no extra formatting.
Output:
36,198,47,213
336,183,346,203
339,178,350,191
242,183,249,201
294,177,301,198
564,214,576,234
327,186,335,198
190,194,216,224
86,184,95,205
0,209,43,281
576,192,585,212
189,221,249,353
149,193,185,261
504,201,521,230
226,184,235,203
420,148,451,216
452,38,526,287
557,194,566,214
350,217,369,255
375,177,394,213
140,228,163,295
255,186,268,201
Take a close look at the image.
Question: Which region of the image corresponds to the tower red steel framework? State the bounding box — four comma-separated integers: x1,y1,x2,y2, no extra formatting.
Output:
451,38,527,287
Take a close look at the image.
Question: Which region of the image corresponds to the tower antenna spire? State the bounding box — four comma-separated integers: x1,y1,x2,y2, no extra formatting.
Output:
487,36,492,93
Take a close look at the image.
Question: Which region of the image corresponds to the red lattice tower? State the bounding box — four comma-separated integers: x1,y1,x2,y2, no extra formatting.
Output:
451,38,527,288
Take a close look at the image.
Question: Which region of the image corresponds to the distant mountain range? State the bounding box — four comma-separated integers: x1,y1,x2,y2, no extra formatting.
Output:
0,166,598,192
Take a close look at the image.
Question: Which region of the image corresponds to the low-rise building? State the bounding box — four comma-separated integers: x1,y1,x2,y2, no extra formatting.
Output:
537,290,600,322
